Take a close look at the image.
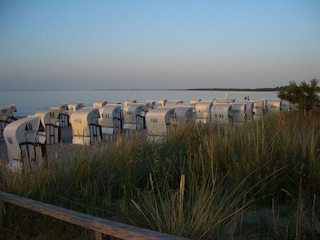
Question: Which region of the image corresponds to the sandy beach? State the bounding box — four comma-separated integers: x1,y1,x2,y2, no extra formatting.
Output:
0,126,147,165
0,126,79,164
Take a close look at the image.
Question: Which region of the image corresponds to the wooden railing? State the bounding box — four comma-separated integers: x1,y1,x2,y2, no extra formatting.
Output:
0,191,189,240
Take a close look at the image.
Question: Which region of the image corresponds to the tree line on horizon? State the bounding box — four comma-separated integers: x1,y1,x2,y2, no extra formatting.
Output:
187,86,289,91
188,80,320,92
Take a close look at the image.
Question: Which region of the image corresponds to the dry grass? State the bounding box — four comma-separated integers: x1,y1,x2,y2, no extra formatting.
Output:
0,111,320,239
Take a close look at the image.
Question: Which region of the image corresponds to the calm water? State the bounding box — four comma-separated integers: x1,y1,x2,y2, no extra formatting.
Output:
0,90,279,116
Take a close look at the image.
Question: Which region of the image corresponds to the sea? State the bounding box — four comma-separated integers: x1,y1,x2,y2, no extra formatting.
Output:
0,90,279,116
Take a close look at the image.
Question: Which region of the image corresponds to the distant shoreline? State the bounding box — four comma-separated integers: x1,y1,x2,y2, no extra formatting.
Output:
0,87,285,92
3,85,320,92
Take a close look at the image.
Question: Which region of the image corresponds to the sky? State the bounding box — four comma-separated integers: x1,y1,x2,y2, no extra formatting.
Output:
0,0,320,90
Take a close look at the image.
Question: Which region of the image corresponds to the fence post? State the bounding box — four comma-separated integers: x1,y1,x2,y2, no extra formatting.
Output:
95,232,110,240
0,204,4,240
95,231,103,240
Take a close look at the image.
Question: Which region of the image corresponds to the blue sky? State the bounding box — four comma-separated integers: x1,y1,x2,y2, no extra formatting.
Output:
0,1,319,90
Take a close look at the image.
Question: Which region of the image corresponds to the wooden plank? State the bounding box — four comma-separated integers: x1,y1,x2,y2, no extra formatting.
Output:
0,191,189,240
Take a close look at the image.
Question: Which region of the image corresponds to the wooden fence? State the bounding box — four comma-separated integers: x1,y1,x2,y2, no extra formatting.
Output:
0,191,189,240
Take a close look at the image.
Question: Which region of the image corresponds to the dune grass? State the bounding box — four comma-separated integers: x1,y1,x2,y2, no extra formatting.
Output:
0,111,320,239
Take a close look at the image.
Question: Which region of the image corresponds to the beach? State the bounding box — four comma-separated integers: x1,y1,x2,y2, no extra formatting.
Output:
0,126,77,164
0,125,147,166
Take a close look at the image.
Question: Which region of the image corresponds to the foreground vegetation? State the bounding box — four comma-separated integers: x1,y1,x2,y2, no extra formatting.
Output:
1,111,320,239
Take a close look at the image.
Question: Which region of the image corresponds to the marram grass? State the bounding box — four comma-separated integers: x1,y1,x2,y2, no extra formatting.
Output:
0,111,320,239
